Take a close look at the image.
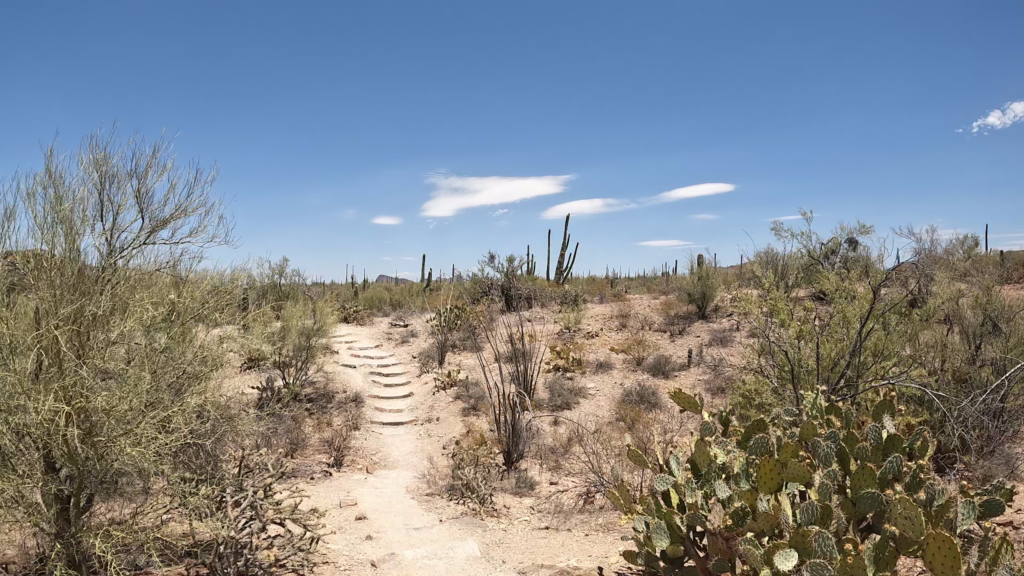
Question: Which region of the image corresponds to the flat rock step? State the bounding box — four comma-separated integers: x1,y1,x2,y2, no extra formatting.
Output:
372,404,408,414
351,353,393,360
330,334,352,339
372,378,412,387
364,361,402,368
367,389,413,400
368,370,407,377
347,344,382,351
370,414,417,426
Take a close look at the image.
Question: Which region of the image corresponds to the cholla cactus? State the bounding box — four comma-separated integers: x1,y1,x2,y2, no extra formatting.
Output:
609,389,1019,576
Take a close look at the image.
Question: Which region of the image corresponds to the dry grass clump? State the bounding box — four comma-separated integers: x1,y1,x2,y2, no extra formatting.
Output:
613,329,661,369
324,391,365,468
443,438,497,512
453,377,489,415
706,326,736,348
542,374,587,412
642,353,682,379
612,301,634,329
590,356,615,374
416,345,439,375
616,382,664,418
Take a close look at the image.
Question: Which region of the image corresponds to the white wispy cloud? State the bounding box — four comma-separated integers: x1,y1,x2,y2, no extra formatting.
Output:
690,213,720,220
372,215,403,225
400,256,416,260
541,198,633,220
637,240,693,248
652,183,735,203
491,209,509,217
971,101,1024,133
421,173,572,217
767,215,803,221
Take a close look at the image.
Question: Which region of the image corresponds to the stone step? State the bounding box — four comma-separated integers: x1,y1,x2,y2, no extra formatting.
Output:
372,404,409,414
372,378,412,388
363,361,402,368
351,353,393,360
330,333,352,339
348,344,382,351
369,414,417,426
367,389,414,400
339,362,359,369
368,370,407,377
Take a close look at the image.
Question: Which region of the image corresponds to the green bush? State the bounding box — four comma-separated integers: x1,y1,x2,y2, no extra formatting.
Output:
611,389,1020,575
679,255,722,321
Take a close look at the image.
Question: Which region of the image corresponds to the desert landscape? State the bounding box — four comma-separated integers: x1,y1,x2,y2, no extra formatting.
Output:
2,134,1023,576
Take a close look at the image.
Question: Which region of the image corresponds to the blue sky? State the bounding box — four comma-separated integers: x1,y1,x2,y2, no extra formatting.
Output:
2,1,1022,279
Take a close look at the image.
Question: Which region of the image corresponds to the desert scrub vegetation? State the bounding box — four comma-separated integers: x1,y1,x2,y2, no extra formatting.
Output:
737,212,1024,477
679,253,721,320
426,300,467,368
612,328,661,368
0,130,262,575
642,353,682,379
542,373,587,412
611,387,1022,576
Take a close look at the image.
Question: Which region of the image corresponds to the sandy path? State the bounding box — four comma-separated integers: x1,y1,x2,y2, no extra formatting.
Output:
306,324,517,576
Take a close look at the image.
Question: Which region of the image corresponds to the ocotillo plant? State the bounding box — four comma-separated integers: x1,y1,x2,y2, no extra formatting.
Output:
553,213,579,285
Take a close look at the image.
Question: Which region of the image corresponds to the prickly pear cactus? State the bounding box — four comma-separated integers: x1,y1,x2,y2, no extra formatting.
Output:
609,389,1019,576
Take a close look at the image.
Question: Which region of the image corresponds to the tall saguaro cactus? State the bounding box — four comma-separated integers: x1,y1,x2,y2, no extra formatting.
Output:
526,245,537,276
553,213,578,285
421,254,427,283
546,229,551,282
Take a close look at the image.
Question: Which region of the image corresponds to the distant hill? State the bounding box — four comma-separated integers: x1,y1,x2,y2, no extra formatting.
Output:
374,274,413,285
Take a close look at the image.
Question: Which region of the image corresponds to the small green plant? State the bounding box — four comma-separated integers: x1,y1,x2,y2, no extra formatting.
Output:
546,341,586,374
616,382,664,418
610,389,1020,575
433,367,466,393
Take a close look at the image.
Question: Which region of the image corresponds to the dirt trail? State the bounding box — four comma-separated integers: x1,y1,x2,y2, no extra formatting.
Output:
306,324,517,576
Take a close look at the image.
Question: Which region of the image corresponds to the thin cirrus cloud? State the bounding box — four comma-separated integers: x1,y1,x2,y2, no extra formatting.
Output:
968,100,1024,134
420,173,573,217
767,215,803,221
690,213,720,220
652,183,735,203
637,240,693,248
539,182,734,221
540,198,634,219
371,215,403,225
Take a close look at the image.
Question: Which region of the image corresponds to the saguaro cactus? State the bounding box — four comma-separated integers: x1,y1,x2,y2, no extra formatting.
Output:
546,229,552,282
421,254,426,283
553,214,579,285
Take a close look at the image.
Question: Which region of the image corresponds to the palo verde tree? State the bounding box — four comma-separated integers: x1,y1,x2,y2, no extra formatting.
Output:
0,129,234,575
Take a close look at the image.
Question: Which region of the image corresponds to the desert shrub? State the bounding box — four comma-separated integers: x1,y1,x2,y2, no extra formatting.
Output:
738,216,917,415
432,367,466,393
0,130,237,575
612,329,660,369
559,285,586,312
337,301,367,324
498,469,538,496
184,451,322,576
473,252,536,312
557,307,585,332
416,345,439,375
453,377,489,415
543,374,587,411
634,312,658,332
253,407,309,458
616,382,663,417
591,356,615,374
250,298,334,409
706,325,736,348
244,255,307,316
397,326,418,345
545,340,586,374
748,244,800,295
679,254,721,320
444,440,496,512
612,389,1021,576
641,353,681,379
324,391,364,468
612,301,634,329
911,282,1024,471
475,312,546,470
427,302,467,368
658,297,695,336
